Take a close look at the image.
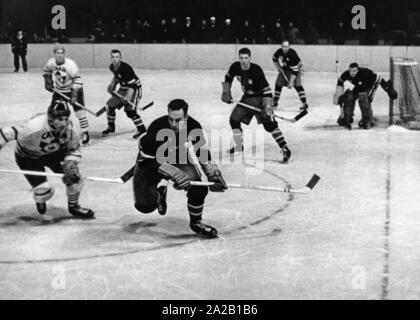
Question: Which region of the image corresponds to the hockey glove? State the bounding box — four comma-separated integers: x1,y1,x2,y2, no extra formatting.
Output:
70,88,79,105
201,163,227,192
43,74,54,92
62,160,81,186
107,78,118,95
221,82,233,104
381,79,398,100
158,163,191,191
261,97,275,122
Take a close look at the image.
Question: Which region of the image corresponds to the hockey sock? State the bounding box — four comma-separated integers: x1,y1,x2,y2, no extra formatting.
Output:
132,114,146,132
295,86,307,104
274,86,283,104
270,127,287,148
232,129,243,147
67,192,80,208
188,202,204,224
75,110,89,133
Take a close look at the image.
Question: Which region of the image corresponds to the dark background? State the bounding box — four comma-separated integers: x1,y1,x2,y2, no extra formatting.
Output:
1,0,420,44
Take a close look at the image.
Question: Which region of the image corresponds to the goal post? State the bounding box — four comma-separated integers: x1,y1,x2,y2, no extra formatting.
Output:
389,57,420,129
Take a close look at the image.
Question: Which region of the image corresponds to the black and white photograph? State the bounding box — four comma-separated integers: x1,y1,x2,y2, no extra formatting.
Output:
0,0,419,303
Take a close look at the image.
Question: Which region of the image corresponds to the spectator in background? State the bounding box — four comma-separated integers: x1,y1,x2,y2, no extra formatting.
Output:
207,16,220,43
304,21,319,44
133,19,143,43
254,24,270,44
182,16,194,43
168,16,181,43
197,19,209,43
93,20,106,42
333,22,346,44
238,19,254,44
11,30,28,72
156,18,169,43
123,19,133,43
109,20,122,42
287,22,300,44
271,19,285,44
142,19,153,43
220,18,237,43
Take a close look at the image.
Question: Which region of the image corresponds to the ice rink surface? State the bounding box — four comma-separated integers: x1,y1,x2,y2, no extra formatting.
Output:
0,69,419,300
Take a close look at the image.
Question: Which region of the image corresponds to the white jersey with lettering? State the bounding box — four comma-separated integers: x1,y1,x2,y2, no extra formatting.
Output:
0,114,81,162
43,58,83,93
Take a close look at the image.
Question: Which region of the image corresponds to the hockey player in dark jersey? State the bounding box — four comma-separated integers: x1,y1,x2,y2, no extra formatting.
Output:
333,62,397,129
101,49,147,139
133,99,227,238
0,100,94,218
221,47,291,163
272,41,308,111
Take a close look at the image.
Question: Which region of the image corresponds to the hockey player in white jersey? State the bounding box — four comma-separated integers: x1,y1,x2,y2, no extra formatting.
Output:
0,100,94,218
43,45,90,145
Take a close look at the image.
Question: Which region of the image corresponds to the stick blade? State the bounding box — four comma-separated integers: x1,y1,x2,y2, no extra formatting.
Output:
142,101,154,111
306,174,320,190
95,106,107,117
294,109,308,122
120,166,136,183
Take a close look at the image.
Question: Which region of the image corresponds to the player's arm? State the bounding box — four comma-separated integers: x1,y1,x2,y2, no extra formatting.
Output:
69,63,83,104
272,50,283,71
0,126,18,151
42,61,54,92
125,66,143,101
221,63,237,104
62,128,83,186
255,67,274,120
107,77,118,94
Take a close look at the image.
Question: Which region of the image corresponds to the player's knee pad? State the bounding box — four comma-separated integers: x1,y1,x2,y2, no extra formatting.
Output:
342,90,355,107
125,109,138,119
295,86,304,92
134,202,156,214
33,182,55,203
106,104,116,116
262,120,278,132
229,118,242,130
66,180,84,195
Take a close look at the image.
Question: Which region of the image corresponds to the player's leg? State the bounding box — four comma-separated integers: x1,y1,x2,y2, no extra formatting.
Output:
340,89,356,130
294,72,308,110
102,96,120,136
21,53,28,72
123,88,147,139
71,88,90,145
358,92,374,129
227,97,257,154
14,153,54,214
262,120,292,163
13,53,19,72
45,151,94,218
187,184,217,238
273,73,287,108
133,162,162,214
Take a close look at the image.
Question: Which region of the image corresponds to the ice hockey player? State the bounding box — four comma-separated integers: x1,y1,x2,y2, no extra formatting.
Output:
43,44,91,145
101,49,146,139
272,40,308,111
0,100,94,218
221,47,292,163
133,99,227,238
333,62,398,130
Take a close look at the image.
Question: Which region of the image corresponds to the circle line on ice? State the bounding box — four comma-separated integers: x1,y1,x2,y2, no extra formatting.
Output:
0,163,294,265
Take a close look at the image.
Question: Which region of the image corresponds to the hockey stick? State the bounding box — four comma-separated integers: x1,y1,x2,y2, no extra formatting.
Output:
191,174,320,194
53,89,98,117
0,168,124,184
232,99,308,123
95,101,154,117
185,141,208,182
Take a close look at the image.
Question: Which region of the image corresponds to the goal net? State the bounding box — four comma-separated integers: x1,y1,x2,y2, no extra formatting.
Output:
389,57,420,129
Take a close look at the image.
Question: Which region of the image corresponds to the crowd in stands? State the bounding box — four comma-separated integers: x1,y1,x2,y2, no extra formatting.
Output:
2,16,420,45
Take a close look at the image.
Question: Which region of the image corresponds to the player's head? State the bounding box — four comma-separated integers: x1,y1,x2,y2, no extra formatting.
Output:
48,100,71,132
349,62,359,77
17,30,23,37
281,41,290,52
53,44,65,65
238,47,251,70
167,99,189,132
111,49,122,66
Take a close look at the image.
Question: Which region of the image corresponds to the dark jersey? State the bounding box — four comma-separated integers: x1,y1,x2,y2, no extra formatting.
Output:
272,48,301,75
225,62,272,98
139,115,211,166
110,61,141,89
337,67,380,93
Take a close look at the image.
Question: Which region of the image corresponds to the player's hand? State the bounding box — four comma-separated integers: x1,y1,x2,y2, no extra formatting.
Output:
221,81,233,104
62,160,81,186
107,84,114,95
70,89,78,105
158,163,191,191
208,170,228,192
262,104,274,122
